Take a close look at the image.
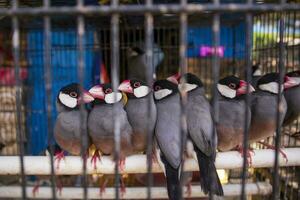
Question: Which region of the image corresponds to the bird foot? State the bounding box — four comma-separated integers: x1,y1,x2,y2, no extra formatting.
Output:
151,153,158,163
56,180,63,196
54,151,65,170
32,180,40,197
258,141,288,163
91,150,101,170
185,181,192,197
120,176,126,197
99,178,108,197
235,146,254,166
118,158,126,172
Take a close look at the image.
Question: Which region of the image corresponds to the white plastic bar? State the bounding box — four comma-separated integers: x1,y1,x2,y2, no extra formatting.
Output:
0,148,299,175
0,182,272,199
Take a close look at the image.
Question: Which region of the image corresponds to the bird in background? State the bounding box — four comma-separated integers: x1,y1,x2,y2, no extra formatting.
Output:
88,83,133,195
283,70,300,127
249,72,288,161
177,73,223,196
216,75,255,163
126,42,164,81
153,79,183,200
250,63,263,89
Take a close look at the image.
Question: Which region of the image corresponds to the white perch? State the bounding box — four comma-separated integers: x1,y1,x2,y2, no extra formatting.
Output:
0,182,272,199
0,148,299,175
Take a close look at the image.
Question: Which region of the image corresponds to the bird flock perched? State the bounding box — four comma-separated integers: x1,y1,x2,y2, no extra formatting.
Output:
52,67,300,199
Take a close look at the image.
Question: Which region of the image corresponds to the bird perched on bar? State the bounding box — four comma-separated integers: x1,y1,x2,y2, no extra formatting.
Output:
248,72,288,160
177,73,223,196
153,79,182,200
54,83,94,166
216,76,255,159
126,42,164,81
283,70,300,126
118,79,157,153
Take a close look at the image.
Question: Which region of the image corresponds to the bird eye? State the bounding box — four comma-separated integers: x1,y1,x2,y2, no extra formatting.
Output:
154,85,161,91
70,92,78,98
133,82,141,88
105,88,112,94
229,83,236,89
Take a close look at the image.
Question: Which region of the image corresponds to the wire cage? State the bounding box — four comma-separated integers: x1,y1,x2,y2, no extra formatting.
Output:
0,0,299,199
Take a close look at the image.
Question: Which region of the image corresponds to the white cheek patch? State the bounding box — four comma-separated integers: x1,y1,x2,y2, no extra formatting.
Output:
217,84,236,99
105,92,122,104
134,86,151,98
253,69,262,76
58,92,77,108
154,89,172,100
178,83,197,93
259,82,283,94
292,77,300,85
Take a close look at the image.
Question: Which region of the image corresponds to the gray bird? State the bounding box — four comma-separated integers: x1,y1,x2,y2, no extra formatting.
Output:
54,83,94,158
179,73,223,196
216,76,255,152
249,73,287,144
88,83,133,170
283,70,300,126
126,43,164,81
250,63,263,89
153,79,182,200
118,79,157,153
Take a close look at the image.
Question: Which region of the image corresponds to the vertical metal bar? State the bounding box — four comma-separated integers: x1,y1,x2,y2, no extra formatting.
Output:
272,11,286,200
12,0,26,199
210,9,220,199
111,0,120,198
241,11,253,200
43,0,57,199
145,0,154,199
77,0,88,199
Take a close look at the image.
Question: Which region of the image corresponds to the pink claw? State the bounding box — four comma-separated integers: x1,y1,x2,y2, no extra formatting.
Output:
91,150,101,170
32,180,40,197
258,141,288,163
118,158,126,172
185,181,192,197
99,178,108,197
235,146,254,166
54,151,65,170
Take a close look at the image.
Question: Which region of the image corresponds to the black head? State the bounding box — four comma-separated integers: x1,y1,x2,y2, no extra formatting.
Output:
218,75,255,99
286,70,300,78
257,73,283,94
57,83,94,109
153,79,179,101
182,73,203,87
128,46,145,57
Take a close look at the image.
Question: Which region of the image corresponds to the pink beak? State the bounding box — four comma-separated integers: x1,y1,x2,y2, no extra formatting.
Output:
284,76,298,89
89,85,105,100
77,91,94,104
237,80,255,96
166,73,181,84
118,80,133,93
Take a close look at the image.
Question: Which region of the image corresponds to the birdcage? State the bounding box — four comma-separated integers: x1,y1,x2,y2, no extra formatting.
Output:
0,0,299,199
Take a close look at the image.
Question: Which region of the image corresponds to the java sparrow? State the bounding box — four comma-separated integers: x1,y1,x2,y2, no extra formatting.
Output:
216,76,255,152
118,79,157,153
250,63,262,89
249,73,287,144
153,79,182,200
126,43,164,81
283,70,300,126
54,83,94,161
178,73,223,196
88,83,133,170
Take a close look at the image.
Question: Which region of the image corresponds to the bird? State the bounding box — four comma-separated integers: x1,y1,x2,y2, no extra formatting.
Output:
118,79,157,153
250,63,263,89
283,70,300,126
216,75,255,162
126,43,164,81
54,83,94,166
153,79,182,200
248,72,288,160
178,73,223,196
88,83,133,194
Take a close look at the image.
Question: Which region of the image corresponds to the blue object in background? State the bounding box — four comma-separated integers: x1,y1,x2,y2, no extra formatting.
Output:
26,29,96,155
187,21,246,59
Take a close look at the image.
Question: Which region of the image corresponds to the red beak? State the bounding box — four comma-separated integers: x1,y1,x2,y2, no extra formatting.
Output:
284,76,298,89
89,85,105,100
167,73,181,84
118,80,133,93
237,80,255,96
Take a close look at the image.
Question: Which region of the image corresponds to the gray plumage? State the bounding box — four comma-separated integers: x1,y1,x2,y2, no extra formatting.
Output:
155,93,181,169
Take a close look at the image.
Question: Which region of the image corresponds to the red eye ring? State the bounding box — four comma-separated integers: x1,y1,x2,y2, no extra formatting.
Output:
105,88,112,94
229,83,236,89
133,82,141,88
70,92,78,98
154,85,161,91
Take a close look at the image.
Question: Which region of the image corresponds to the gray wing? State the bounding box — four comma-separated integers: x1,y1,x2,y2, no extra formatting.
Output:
155,95,181,169
187,94,215,157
